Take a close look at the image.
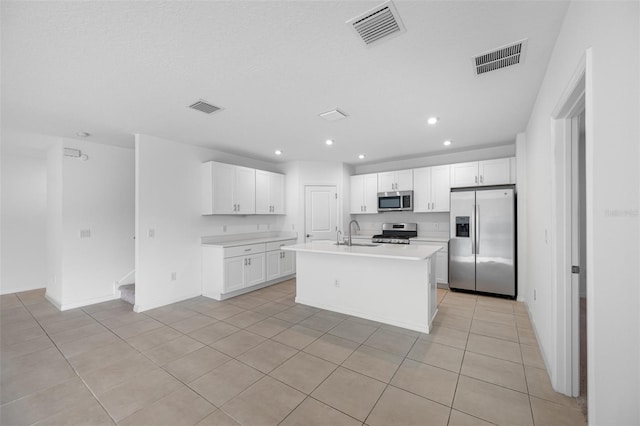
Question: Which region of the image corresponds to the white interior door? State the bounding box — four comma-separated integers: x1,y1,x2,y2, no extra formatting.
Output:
304,185,337,242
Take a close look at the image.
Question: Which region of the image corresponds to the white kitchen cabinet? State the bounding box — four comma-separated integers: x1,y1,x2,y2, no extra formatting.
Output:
411,240,449,284
413,165,451,212
266,239,297,280
378,169,413,192
255,170,285,214
203,237,296,300
202,161,256,215
478,158,511,186
350,173,378,214
222,252,265,293
450,158,512,188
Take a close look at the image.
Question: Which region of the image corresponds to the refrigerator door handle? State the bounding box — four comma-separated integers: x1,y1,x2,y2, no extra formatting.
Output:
476,204,480,254
471,204,476,255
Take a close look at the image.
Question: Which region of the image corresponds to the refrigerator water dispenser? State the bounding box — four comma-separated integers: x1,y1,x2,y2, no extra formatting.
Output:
455,216,470,237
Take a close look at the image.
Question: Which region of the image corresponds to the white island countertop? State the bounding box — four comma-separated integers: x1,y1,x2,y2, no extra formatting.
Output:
283,241,440,261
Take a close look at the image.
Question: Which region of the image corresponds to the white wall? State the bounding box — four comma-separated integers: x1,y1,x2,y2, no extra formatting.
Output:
354,144,515,175
46,142,63,304
281,161,351,242
522,2,639,424
1,146,48,294
134,134,286,312
56,139,135,309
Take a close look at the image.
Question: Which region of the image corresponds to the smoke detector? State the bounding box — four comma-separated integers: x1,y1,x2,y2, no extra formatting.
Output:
473,39,528,75
188,99,222,114
347,0,406,47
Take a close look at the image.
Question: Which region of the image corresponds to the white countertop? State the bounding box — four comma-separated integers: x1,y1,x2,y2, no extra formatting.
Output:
282,241,440,261
350,234,449,243
201,232,297,248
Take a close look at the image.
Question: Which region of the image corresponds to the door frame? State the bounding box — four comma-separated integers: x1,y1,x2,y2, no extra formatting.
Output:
550,47,593,406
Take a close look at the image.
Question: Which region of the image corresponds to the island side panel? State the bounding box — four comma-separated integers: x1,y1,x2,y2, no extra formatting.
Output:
294,251,435,333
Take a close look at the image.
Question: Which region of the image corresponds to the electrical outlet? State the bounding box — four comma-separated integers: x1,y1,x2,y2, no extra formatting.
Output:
544,229,548,244
291,224,295,230
80,229,91,239
171,272,177,281
148,228,155,238
334,279,340,288
222,225,227,232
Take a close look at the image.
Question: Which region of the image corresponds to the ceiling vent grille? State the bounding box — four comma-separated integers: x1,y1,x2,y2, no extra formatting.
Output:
473,39,528,75
188,100,222,114
347,1,406,47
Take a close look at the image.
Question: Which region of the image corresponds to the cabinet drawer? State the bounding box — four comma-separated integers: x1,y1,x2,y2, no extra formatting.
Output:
266,239,297,252
224,243,266,258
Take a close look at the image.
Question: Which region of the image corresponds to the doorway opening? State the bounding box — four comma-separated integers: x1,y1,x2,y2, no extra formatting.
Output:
550,50,591,421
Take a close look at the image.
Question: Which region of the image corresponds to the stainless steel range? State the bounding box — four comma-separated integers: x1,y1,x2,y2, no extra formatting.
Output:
372,223,418,244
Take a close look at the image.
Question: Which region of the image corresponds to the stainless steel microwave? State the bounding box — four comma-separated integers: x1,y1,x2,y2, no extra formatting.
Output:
377,191,413,212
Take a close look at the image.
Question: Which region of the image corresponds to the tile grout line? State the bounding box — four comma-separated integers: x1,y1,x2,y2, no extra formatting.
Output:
6,294,119,425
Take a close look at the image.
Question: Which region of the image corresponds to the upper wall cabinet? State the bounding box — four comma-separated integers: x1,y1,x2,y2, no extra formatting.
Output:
255,170,285,215
350,173,378,214
413,165,451,212
378,169,413,192
450,158,513,188
202,161,256,215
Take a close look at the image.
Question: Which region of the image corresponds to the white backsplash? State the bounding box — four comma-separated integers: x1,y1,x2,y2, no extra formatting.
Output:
351,211,450,239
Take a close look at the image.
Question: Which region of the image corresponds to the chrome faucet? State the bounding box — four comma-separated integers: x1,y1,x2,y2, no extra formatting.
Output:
336,230,342,245
348,219,360,246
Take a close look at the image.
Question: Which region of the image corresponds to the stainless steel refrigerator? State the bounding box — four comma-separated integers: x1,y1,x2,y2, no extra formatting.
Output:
449,185,516,298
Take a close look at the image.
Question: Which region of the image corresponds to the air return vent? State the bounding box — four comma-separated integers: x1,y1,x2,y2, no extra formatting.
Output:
347,0,406,47
188,100,222,114
473,39,528,75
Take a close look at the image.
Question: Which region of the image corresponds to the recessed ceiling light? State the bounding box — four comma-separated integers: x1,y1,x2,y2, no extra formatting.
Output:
443,140,452,146
275,150,282,155
358,154,365,159
76,132,90,138
325,139,334,146
427,117,439,125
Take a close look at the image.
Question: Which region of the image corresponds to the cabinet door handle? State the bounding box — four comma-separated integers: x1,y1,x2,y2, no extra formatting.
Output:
248,258,251,266
475,176,478,184
244,258,247,266
244,248,251,252
364,205,367,212
480,175,484,184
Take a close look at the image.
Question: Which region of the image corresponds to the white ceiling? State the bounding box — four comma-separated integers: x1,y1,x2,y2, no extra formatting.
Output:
1,1,568,165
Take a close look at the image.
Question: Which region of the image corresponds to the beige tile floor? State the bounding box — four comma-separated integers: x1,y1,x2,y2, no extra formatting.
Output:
0,281,587,426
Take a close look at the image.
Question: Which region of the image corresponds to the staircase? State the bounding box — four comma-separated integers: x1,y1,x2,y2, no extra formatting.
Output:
119,284,135,305
116,269,136,306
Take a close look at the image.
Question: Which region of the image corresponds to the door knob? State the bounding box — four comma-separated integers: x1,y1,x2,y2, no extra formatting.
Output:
306,234,311,238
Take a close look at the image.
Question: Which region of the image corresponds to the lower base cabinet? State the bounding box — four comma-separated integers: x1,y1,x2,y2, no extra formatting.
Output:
203,238,297,300
411,240,449,285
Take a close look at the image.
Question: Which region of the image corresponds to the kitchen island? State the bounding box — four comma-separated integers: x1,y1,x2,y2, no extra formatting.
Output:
282,241,440,333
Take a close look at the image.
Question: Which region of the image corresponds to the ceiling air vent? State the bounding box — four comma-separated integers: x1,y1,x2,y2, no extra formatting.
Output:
188,100,222,114
347,0,406,47
473,39,528,75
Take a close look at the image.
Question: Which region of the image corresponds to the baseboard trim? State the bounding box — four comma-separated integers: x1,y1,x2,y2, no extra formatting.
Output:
133,291,202,313
56,293,122,311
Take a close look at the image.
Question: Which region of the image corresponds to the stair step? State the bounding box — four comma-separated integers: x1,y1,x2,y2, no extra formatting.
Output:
119,283,135,305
